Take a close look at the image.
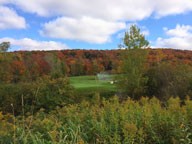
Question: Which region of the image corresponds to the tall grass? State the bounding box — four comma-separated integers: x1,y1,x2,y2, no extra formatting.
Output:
0,96,192,143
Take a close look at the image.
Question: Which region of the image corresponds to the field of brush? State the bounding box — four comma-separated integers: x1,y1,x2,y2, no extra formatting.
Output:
1,96,192,143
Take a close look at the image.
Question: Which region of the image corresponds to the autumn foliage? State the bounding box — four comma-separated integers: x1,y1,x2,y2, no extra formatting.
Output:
1,49,192,83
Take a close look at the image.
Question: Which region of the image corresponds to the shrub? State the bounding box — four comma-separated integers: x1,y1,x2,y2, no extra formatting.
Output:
146,63,192,101
35,76,74,111
0,77,74,114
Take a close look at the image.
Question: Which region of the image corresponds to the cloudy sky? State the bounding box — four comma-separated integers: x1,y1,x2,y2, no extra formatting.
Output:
0,0,192,51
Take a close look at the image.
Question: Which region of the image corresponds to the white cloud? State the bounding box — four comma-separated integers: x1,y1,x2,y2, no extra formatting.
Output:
164,24,192,37
0,0,13,5
0,37,69,51
0,6,26,29
9,0,192,21
40,16,126,44
156,37,192,49
155,24,192,50
12,0,153,21
155,0,192,17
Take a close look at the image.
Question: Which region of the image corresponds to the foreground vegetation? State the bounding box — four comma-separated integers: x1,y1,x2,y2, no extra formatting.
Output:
1,96,192,143
0,75,117,114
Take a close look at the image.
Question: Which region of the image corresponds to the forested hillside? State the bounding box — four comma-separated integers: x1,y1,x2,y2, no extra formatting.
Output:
1,48,192,83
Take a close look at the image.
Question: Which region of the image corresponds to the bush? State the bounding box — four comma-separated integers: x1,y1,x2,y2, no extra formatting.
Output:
0,82,36,114
146,63,192,101
35,76,74,111
0,77,74,114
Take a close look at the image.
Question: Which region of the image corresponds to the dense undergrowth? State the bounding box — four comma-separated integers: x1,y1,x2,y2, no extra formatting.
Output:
0,96,192,144
0,76,74,114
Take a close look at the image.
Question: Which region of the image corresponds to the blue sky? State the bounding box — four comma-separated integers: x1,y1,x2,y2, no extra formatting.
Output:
0,0,192,51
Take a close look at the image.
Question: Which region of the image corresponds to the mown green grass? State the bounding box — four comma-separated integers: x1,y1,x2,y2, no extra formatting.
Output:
69,75,117,94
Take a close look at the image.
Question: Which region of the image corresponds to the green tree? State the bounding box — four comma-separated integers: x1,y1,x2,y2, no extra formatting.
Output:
36,77,74,111
0,42,11,82
117,25,150,99
0,42,10,52
146,63,192,101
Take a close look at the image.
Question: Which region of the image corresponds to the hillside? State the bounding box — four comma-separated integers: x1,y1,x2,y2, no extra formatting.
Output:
1,48,192,83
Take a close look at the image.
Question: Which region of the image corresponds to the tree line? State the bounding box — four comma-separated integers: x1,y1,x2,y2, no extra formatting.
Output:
1,46,192,83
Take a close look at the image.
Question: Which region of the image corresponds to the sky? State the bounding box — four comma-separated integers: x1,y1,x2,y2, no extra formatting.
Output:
0,0,192,51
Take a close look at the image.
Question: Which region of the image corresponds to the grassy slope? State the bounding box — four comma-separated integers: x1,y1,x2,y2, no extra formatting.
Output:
69,75,117,94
